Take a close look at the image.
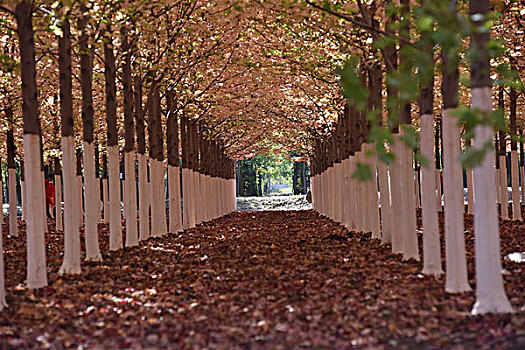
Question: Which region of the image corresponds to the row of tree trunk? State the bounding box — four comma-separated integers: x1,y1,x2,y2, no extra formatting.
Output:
0,0,236,311
311,0,512,315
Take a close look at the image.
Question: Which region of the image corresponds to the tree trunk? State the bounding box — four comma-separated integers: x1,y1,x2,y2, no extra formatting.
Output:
469,0,513,314
54,157,63,231
441,39,471,293
0,172,7,309
135,76,149,240
16,0,48,288
122,28,138,247
7,108,18,237
498,90,509,220
418,30,442,275
79,6,102,261
104,27,122,250
509,87,521,220
167,90,182,233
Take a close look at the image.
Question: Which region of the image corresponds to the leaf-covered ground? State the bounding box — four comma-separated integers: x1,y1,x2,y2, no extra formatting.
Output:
0,209,523,349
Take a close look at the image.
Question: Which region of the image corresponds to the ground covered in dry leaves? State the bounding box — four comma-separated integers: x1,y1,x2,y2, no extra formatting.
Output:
0,210,524,349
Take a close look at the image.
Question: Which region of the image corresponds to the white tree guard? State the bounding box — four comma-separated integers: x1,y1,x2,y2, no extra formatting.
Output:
55,174,63,231
377,160,392,244
83,142,102,261
0,178,8,310
24,134,48,288
471,87,513,314
499,155,509,220
137,154,149,240
401,140,419,261
108,145,122,250
510,151,521,220
59,136,81,274
467,168,474,215
8,168,18,237
21,180,26,220
168,165,183,233
124,151,138,246
420,113,443,275
442,109,471,293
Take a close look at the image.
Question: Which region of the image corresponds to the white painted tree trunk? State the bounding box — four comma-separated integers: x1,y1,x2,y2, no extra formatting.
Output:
420,113,443,275
510,151,521,221
467,168,474,215
231,178,237,212
21,180,26,221
24,135,47,288
151,160,167,237
137,154,149,240
319,171,326,217
496,170,501,204
103,178,109,223
122,179,126,220
182,168,190,229
189,170,197,227
108,145,122,250
97,177,102,223
436,170,442,211
521,165,525,203
55,174,63,231
442,109,471,293
333,162,343,223
124,151,138,246
8,168,18,237
41,171,47,232
198,173,206,223
347,157,357,230
367,145,381,239
168,165,183,233
77,175,83,229
59,136,81,274
499,155,509,220
327,166,335,220
390,136,404,254
377,160,391,243
0,178,7,310
470,87,513,314
83,142,102,261
401,140,419,261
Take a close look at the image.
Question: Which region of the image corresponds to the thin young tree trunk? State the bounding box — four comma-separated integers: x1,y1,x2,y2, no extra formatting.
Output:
167,90,183,233
418,47,442,275
54,157,63,231
76,149,83,229
122,28,138,246
398,0,418,261
102,153,109,222
104,27,122,250
470,0,512,314
519,129,525,202
149,85,167,237
79,6,102,261
16,0,48,288
441,46,471,293
435,119,443,211
7,108,18,237
0,173,7,309
57,15,81,274
498,90,509,220
95,144,102,223
135,76,149,240
20,160,26,220
509,87,521,220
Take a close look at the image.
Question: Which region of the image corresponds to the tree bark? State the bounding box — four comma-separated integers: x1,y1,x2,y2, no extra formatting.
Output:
16,0,48,288
104,27,122,250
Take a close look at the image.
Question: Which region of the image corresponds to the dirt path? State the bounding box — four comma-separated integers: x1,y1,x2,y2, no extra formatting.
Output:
0,210,523,349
